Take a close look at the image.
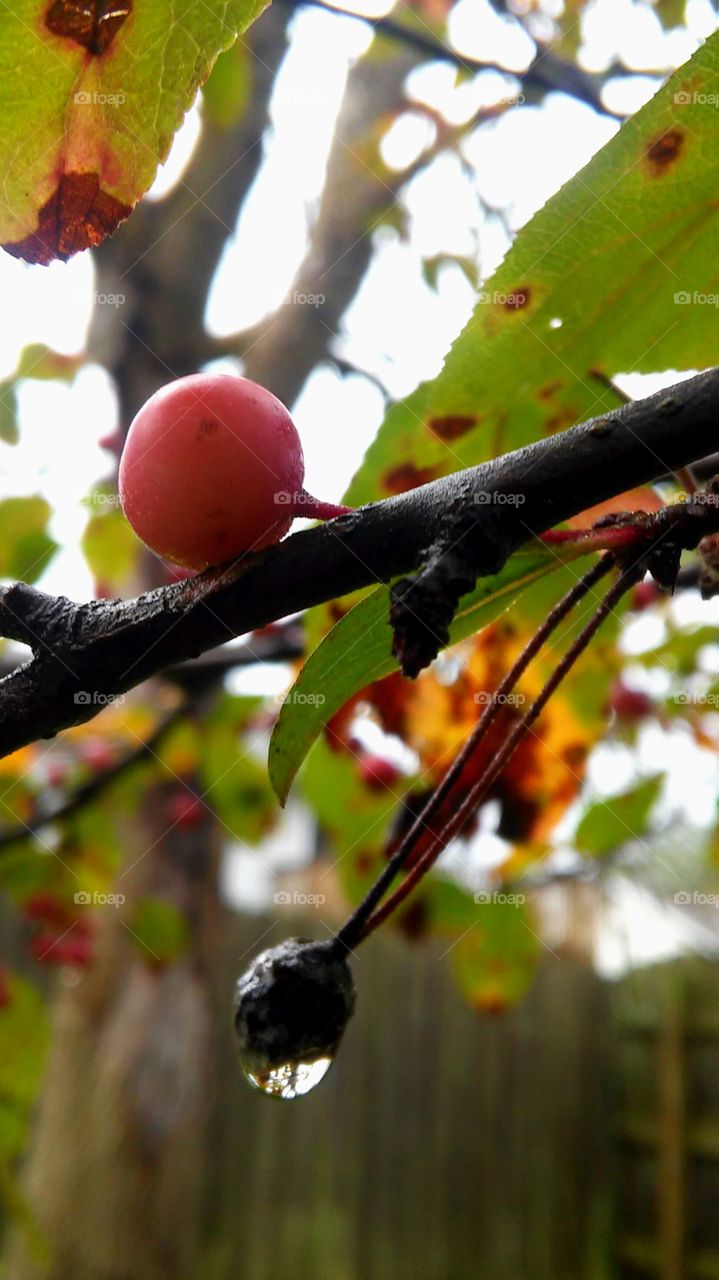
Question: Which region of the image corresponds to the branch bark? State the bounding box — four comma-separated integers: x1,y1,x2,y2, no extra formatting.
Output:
1,366,717,759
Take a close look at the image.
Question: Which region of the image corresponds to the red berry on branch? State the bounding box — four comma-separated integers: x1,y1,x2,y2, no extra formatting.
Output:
162,563,196,583
80,739,115,772
359,756,401,793
46,762,67,788
610,681,654,723
55,936,94,968
119,375,350,570
32,930,93,968
632,580,661,611
31,931,62,965
23,892,68,928
99,430,123,455
166,790,205,828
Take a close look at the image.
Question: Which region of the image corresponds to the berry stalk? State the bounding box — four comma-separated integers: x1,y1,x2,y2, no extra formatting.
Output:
355,559,641,941
335,554,615,951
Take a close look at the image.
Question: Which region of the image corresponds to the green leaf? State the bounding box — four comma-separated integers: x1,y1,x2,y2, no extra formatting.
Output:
0,973,49,1162
201,41,252,130
199,694,277,843
82,502,142,589
300,738,401,895
450,898,540,1011
129,898,189,965
0,1,269,263
345,34,719,506
422,253,479,292
0,381,19,445
269,546,583,804
15,344,81,383
0,496,57,583
654,0,686,29
639,624,717,676
0,346,81,446
575,774,663,856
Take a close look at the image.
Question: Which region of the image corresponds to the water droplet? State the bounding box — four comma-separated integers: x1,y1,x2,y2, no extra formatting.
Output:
234,937,355,1101
244,1055,333,1100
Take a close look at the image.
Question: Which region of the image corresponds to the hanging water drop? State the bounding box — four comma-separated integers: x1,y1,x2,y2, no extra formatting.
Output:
234,937,355,1100
245,1055,334,1100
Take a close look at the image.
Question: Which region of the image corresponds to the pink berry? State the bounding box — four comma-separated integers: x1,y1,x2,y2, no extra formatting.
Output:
166,790,205,828
46,762,67,788
359,756,401,793
23,892,68,928
99,430,123,455
80,739,115,772
119,374,349,570
632,580,661,611
610,682,653,722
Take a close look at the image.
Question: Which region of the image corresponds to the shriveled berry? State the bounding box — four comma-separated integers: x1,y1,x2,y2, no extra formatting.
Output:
234,938,355,1099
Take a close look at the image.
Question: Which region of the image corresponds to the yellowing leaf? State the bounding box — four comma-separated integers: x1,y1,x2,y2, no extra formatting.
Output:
0,3,269,263
346,34,719,507
0,497,57,583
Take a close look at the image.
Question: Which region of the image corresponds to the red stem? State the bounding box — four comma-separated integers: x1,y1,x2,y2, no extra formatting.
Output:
357,560,641,940
335,554,614,952
294,490,353,521
540,525,647,553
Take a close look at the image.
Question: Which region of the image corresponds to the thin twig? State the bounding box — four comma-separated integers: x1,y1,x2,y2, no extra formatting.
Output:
336,554,614,949
279,0,616,116
352,558,641,942
0,699,190,853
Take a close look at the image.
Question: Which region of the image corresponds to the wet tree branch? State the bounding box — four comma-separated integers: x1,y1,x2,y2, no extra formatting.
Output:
0,367,717,758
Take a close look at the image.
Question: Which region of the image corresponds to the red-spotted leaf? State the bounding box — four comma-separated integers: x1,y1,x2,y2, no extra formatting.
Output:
345,33,719,506
0,0,268,263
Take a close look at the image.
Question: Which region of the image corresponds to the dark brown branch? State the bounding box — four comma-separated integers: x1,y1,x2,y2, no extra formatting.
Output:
0,366,718,758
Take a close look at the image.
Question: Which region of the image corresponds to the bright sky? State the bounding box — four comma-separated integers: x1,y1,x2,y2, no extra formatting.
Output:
1,0,718,962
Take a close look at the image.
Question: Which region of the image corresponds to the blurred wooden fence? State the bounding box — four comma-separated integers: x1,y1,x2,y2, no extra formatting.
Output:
202,915,615,1280
614,957,719,1280
6,904,719,1278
